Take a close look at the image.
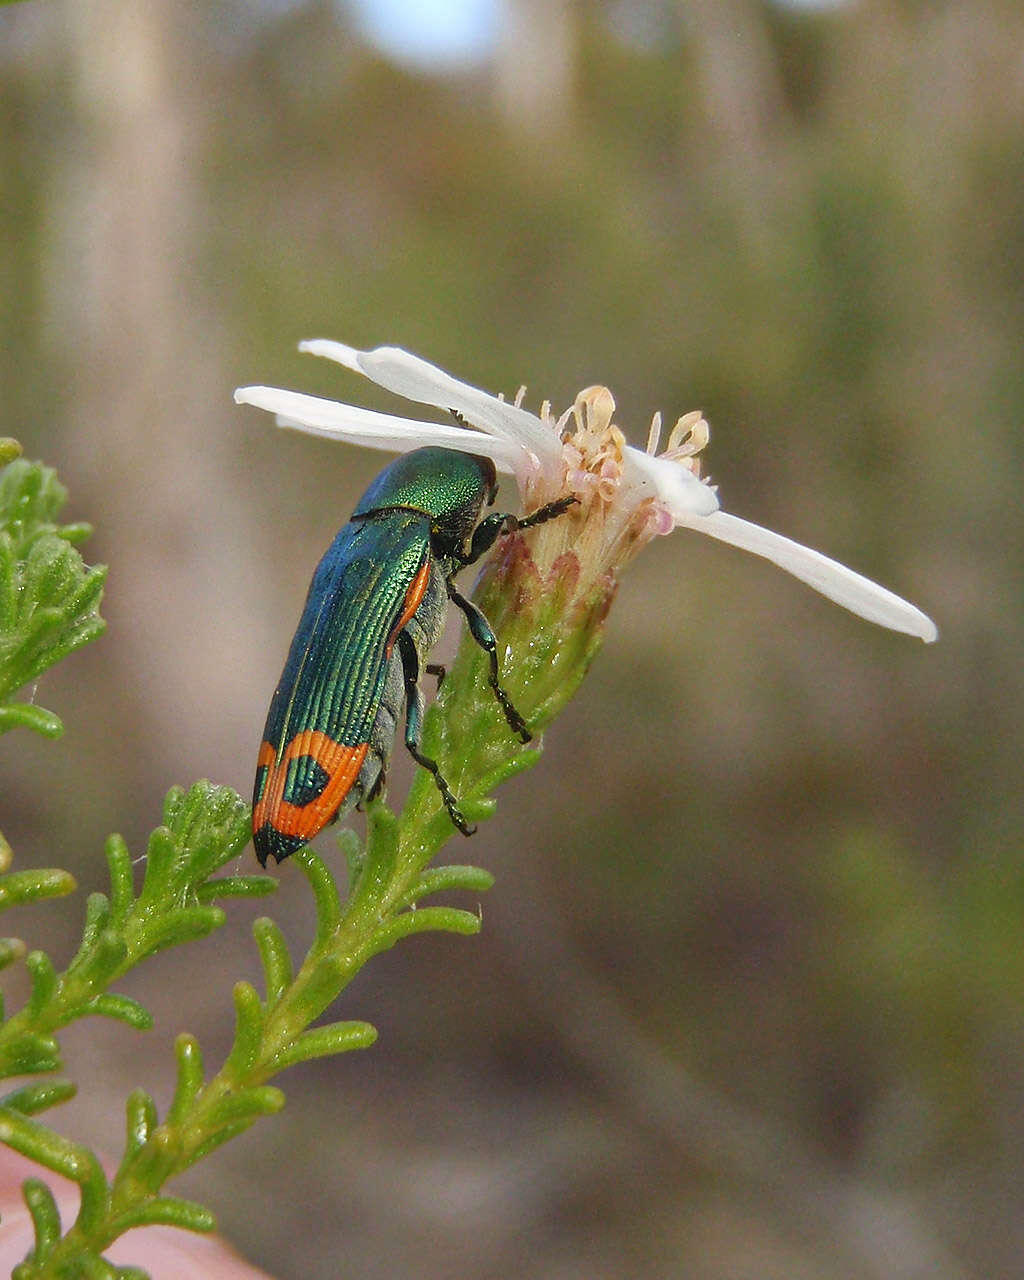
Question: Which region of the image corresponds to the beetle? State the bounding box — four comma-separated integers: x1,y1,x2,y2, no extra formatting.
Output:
252,445,576,865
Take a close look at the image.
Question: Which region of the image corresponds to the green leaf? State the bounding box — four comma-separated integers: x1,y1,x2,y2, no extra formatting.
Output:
337,827,365,893
268,1020,377,1072
77,994,153,1030
25,950,57,1017
104,835,135,924
224,982,264,1075
110,1195,216,1235
136,827,176,899
0,1030,61,1076
1,1079,77,1116
0,1107,107,1192
124,1089,158,1159
203,1086,284,1130
346,804,399,914
22,1177,61,1261
135,905,225,955
183,1118,257,1169
0,460,106,708
296,847,342,948
160,781,251,885
0,868,77,911
253,918,292,1006
371,906,484,954
287,953,349,1025
75,892,112,955
400,863,494,909
68,927,128,989
0,936,26,970
196,874,276,902
0,703,64,738
167,1036,204,1126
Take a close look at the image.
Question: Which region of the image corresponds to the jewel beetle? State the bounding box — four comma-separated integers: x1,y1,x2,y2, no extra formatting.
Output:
252,445,575,865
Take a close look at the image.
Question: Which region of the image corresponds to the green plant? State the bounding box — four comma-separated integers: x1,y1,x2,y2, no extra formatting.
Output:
0,445,605,1277
0,340,937,1273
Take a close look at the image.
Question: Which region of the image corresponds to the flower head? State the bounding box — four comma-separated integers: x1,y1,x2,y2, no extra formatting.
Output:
235,341,936,642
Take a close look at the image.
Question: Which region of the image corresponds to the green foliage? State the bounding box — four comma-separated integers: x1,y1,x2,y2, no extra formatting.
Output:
0,781,274,1084
0,779,505,1275
0,454,106,739
0,446,575,1275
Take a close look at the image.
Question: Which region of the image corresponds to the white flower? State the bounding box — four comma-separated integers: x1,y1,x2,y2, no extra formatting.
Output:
235,341,937,643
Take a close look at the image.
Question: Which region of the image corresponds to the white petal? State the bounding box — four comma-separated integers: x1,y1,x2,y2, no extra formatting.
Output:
675,509,938,641
623,447,720,517
233,386,520,472
299,339,562,468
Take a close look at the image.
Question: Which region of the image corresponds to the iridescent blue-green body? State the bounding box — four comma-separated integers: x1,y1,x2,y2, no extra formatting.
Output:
252,445,575,865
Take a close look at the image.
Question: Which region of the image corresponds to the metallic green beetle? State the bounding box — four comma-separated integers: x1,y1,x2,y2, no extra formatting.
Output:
252,446,574,865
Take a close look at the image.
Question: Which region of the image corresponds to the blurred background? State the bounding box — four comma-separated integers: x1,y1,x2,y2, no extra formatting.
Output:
1,1,1022,1276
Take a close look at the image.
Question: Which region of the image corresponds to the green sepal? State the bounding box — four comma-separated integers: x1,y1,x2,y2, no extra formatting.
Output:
77,993,153,1030
22,1177,61,1262
268,1020,377,1072
113,1268,150,1280
224,982,264,1075
1,1079,77,1115
295,848,342,948
253,917,292,1006
109,1195,215,1236
399,863,494,909
0,868,77,911
0,703,64,738
124,1089,158,1158
167,1035,204,1126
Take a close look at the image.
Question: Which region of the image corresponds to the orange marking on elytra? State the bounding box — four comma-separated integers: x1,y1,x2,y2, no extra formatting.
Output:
386,557,430,656
253,732,369,842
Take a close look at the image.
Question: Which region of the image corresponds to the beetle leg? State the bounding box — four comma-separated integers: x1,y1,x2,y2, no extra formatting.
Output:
512,493,578,531
460,495,578,567
426,661,446,689
396,630,475,836
446,584,532,743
